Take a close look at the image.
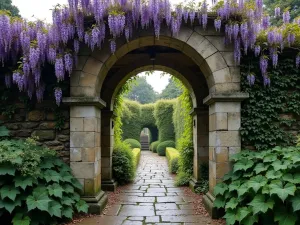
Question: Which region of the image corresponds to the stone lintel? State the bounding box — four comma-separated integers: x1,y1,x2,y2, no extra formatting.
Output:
81,190,108,214
190,107,209,116
203,92,249,106
63,97,106,109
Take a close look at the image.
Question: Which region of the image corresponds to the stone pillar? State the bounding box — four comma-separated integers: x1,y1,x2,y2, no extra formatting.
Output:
189,107,209,191
101,110,117,191
202,93,248,218
63,97,108,214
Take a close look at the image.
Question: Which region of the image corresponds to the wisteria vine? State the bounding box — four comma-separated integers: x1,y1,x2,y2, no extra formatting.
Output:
0,0,299,105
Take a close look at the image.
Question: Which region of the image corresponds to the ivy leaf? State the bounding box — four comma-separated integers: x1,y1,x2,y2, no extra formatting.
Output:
61,196,75,206
47,183,64,198
242,215,259,225
254,163,268,174
233,159,254,172
237,207,251,222
247,175,267,193
48,201,62,218
60,171,73,183
272,160,288,171
266,170,283,179
291,196,300,212
14,176,34,190
214,196,225,209
26,190,51,212
62,206,73,219
12,213,31,225
72,178,83,191
63,184,74,194
213,183,228,196
0,125,9,137
274,208,297,225
248,195,274,215
44,170,61,183
0,163,15,176
237,183,249,197
225,197,238,210
0,185,20,201
75,200,88,213
282,174,294,183
40,160,55,170
269,182,296,202
228,181,241,192
223,209,236,225
0,198,22,213
263,154,277,162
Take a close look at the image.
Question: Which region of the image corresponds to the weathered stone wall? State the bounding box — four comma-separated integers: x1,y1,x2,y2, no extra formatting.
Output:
0,100,70,163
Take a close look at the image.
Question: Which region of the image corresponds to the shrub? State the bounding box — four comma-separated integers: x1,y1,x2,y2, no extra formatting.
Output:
124,138,141,149
157,140,176,156
132,148,141,170
150,141,160,153
0,138,88,225
178,140,194,176
214,146,300,225
166,147,180,174
175,171,192,186
195,180,209,194
112,141,135,184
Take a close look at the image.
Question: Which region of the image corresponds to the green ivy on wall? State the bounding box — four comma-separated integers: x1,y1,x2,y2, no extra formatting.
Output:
241,55,300,150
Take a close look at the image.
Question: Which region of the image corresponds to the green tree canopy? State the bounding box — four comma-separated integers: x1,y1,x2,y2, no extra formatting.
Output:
124,76,158,104
0,0,20,17
159,78,183,100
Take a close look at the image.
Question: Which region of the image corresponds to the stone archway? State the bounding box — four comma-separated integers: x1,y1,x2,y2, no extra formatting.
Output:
63,19,249,216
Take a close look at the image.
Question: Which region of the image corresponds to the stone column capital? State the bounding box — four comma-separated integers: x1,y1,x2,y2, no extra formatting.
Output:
62,97,106,109
203,92,249,106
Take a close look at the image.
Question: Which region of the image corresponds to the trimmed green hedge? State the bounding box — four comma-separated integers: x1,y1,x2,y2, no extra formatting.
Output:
166,147,180,174
141,103,158,143
132,148,141,170
150,141,160,153
124,139,141,149
154,99,176,142
157,140,176,156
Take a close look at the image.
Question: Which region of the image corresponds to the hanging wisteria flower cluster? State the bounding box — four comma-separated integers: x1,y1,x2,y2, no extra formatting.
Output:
0,0,299,105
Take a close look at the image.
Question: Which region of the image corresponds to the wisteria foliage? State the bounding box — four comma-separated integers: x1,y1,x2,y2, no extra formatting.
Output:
0,0,299,105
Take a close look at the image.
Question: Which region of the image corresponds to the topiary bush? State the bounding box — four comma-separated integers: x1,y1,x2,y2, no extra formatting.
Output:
132,148,141,170
0,138,88,225
150,141,160,153
157,140,175,156
166,147,180,174
214,146,300,225
112,141,135,185
124,138,141,149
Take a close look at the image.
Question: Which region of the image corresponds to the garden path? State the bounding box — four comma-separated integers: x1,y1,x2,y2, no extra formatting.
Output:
76,151,221,225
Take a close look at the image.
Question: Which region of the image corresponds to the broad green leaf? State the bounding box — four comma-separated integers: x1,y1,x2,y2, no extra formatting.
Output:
233,159,254,172
242,215,258,225
0,198,22,213
269,182,296,202
237,207,251,222
263,154,277,162
12,213,31,225
62,206,73,219
282,174,294,183
48,201,62,218
291,196,300,212
213,183,228,196
254,163,268,174
0,125,9,137
26,190,51,212
214,196,225,209
291,154,300,164
237,183,249,197
223,209,236,225
248,195,274,215
63,184,74,194
47,184,64,198
247,175,267,193
272,160,288,171
76,200,88,213
71,178,83,191
44,170,61,183
40,160,55,170
61,196,75,206
0,164,15,176
274,208,297,225
225,197,238,210
60,171,73,183
14,176,34,190
266,170,282,179
228,181,240,192
73,192,80,201
0,185,20,201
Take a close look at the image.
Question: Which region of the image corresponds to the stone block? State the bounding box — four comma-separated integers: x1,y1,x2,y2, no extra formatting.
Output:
101,135,113,148
215,113,228,131
70,162,96,179
205,52,228,73
212,83,240,93
102,167,112,180
74,56,88,71
229,66,240,82
84,118,97,132
221,52,235,66
206,36,233,51
228,112,241,130
187,32,205,54
197,39,218,59
101,156,112,167
197,134,209,146
70,118,83,131
101,147,113,157
95,132,101,147
83,57,103,75
39,122,56,129
228,146,241,156
70,132,95,148
176,25,193,43
28,110,45,121
209,102,241,115
214,147,229,163
78,72,97,88
213,68,231,84
82,147,96,162
58,135,69,142
216,162,230,179
209,131,241,147
70,148,82,162
70,106,100,118
22,122,39,129
32,130,55,141
84,178,97,196
70,86,95,97
70,71,80,87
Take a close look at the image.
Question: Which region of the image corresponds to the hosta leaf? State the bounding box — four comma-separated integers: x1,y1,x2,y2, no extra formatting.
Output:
263,154,277,163
223,209,236,225
76,200,88,213
269,182,296,202
242,215,258,225
213,183,228,196
26,190,51,212
272,160,288,171
44,170,61,183
14,176,34,190
61,196,75,206
291,196,300,212
266,170,282,179
12,213,31,225
248,195,274,215
63,184,74,194
0,198,22,213
254,163,268,174
48,201,62,218
47,183,64,198
214,196,226,208
237,183,249,197
248,175,268,193
233,159,254,172
228,181,240,192
0,163,15,176
237,207,251,222
62,206,73,219
0,185,20,201
225,197,238,210
274,208,297,225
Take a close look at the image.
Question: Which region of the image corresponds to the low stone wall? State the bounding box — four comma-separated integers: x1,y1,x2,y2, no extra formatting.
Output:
0,101,70,163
